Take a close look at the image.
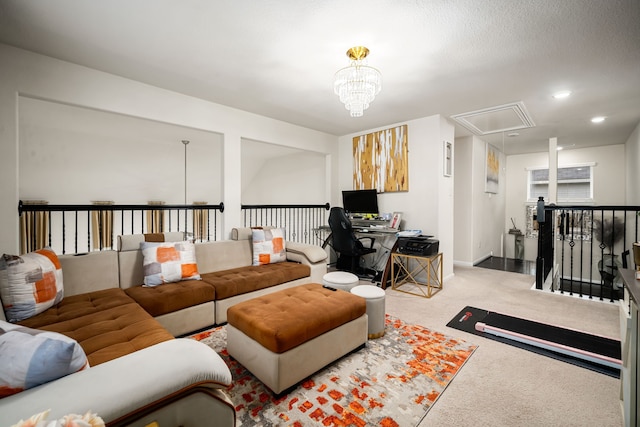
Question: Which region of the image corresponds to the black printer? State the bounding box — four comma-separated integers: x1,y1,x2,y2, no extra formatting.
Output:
396,236,439,256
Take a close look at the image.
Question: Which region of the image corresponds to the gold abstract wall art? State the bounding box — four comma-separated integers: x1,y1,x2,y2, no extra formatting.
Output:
485,143,499,193
353,124,408,192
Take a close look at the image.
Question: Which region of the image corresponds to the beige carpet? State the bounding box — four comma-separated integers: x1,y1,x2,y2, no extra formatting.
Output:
377,265,622,427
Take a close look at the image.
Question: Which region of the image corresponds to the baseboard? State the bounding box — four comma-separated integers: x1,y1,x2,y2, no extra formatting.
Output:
453,260,473,267
473,253,493,266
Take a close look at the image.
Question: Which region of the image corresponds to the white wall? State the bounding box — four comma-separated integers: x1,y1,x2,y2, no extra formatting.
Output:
453,136,473,263
626,121,640,205
338,116,456,279
0,43,337,253
241,139,326,205
19,97,224,204
453,136,506,265
472,138,506,263
505,144,627,261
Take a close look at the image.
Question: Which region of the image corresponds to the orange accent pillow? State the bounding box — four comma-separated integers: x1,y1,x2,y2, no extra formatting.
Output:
252,228,287,266
140,241,201,286
0,248,64,322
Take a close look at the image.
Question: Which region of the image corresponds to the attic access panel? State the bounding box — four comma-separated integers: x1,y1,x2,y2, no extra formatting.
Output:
451,101,535,135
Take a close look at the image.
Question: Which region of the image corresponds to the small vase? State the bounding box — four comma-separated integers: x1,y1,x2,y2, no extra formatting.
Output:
598,254,622,288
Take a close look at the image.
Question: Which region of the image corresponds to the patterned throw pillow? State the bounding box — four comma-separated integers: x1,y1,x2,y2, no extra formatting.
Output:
0,248,64,323
0,321,89,398
252,228,287,266
140,241,201,287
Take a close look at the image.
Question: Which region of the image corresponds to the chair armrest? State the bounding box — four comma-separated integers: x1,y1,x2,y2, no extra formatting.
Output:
0,339,234,426
357,236,376,248
286,241,328,264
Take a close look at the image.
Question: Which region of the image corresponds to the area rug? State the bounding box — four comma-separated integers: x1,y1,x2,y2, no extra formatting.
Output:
188,315,477,426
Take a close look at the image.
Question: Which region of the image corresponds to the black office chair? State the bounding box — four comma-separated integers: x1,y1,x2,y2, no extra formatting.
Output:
328,207,376,275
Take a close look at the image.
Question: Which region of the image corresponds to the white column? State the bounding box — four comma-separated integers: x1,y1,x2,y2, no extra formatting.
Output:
0,90,19,254
548,137,558,203
222,131,243,238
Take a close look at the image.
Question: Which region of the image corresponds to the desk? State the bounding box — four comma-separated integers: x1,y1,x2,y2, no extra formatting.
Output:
355,227,397,280
313,225,397,283
391,252,443,298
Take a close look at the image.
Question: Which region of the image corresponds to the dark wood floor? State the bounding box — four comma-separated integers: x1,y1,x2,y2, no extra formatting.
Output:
474,256,536,276
475,256,623,300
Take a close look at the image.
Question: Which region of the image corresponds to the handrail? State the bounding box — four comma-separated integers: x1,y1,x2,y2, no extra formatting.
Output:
536,204,640,301
241,203,331,245
19,201,224,213
241,203,330,210
18,200,224,254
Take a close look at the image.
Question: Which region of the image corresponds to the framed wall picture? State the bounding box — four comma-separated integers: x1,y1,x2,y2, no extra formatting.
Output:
443,141,452,177
353,124,408,193
485,143,499,193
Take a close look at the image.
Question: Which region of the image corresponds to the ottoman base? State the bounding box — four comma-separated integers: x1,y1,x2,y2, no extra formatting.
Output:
227,314,367,394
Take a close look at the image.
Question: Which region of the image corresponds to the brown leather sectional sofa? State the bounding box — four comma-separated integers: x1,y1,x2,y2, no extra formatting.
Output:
0,227,327,425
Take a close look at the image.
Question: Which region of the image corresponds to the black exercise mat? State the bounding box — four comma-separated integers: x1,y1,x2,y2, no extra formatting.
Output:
446,306,621,378
445,306,491,335
482,312,621,360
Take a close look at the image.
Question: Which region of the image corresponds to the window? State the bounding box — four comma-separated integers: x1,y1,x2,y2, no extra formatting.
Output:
527,164,593,202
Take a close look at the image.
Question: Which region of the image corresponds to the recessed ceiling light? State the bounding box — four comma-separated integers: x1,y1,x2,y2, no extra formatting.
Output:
591,116,606,123
557,146,564,151
507,132,520,137
553,91,572,99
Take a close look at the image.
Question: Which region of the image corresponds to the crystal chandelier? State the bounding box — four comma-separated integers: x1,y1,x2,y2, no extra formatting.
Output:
333,46,382,117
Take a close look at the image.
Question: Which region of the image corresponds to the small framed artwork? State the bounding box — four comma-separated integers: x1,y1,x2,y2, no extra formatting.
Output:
443,141,452,177
390,212,402,230
485,143,499,193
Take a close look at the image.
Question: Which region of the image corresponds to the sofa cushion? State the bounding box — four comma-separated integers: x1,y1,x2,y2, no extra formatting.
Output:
124,279,215,317
200,262,310,300
16,288,135,328
17,288,173,366
0,321,89,398
227,283,366,353
0,248,64,322
251,228,286,266
140,241,201,286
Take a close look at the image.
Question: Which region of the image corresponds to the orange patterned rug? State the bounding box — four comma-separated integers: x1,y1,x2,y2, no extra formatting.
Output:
189,315,477,426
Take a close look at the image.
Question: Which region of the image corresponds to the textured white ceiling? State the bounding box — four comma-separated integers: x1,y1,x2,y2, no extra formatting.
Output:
1,0,639,154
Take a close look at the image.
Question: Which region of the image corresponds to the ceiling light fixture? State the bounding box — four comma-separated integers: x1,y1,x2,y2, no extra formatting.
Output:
333,46,382,117
553,91,572,99
591,116,606,123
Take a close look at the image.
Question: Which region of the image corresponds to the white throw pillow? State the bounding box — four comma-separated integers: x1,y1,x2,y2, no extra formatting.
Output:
252,228,287,266
0,248,64,322
140,241,201,287
0,321,89,398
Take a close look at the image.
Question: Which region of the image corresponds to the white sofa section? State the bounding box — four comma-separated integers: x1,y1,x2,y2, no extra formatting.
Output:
0,339,235,426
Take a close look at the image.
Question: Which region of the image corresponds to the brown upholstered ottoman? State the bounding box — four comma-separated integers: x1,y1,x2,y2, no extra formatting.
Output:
226,283,368,394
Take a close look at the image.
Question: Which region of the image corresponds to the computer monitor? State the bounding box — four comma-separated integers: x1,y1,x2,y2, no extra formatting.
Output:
341,189,379,216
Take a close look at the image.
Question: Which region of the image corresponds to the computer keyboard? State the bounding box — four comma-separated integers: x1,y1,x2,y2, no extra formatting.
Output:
352,219,390,227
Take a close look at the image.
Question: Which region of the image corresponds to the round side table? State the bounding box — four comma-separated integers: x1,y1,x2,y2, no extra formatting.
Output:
322,271,359,291
350,284,386,338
